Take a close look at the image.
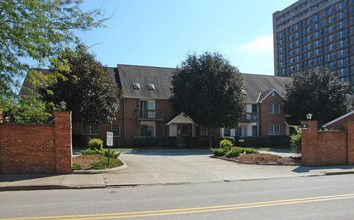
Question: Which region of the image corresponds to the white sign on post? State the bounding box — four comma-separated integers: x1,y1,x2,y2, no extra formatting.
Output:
106,132,113,147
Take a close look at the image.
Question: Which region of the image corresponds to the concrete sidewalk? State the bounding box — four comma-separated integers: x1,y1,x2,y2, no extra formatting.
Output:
1,149,354,191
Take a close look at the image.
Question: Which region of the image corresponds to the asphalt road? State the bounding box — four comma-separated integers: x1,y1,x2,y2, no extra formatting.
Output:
1,174,354,219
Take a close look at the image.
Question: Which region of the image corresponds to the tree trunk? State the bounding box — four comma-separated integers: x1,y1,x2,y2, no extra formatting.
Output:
84,124,90,148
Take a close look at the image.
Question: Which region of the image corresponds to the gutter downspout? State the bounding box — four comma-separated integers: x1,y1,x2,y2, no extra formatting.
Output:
124,97,127,144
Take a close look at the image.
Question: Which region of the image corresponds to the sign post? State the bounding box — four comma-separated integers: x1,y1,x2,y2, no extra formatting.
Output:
106,132,113,166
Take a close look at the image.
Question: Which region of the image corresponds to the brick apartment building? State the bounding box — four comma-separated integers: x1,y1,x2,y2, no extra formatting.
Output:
71,64,292,147
273,0,353,91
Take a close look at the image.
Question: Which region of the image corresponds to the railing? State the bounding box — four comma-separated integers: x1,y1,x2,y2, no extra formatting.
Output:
136,109,164,121
113,137,126,147
239,113,258,122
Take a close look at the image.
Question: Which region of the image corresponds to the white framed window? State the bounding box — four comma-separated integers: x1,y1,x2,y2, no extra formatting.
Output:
140,99,156,119
199,126,208,136
140,121,155,136
140,125,155,136
268,125,280,135
90,125,99,135
252,126,257,136
82,124,99,135
268,104,280,114
181,124,190,136
111,124,120,137
224,128,231,136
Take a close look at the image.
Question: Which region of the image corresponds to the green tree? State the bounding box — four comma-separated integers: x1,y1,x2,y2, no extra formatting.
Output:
283,69,350,125
38,45,121,142
0,0,107,112
170,52,246,146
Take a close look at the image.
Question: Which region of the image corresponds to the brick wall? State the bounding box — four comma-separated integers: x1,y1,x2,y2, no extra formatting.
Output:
302,120,354,166
0,112,72,174
259,92,287,136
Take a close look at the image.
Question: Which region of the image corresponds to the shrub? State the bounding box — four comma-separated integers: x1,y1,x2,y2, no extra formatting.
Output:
290,126,302,153
242,148,259,154
231,146,242,151
88,138,103,151
92,156,124,169
220,139,233,150
81,149,101,155
225,149,242,157
72,163,82,170
102,149,121,159
211,148,228,156
214,137,235,146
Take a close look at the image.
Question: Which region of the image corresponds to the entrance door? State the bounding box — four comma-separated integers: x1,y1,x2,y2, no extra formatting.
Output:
177,124,191,145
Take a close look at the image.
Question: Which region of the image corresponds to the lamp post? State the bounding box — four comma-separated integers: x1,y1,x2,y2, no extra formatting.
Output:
306,113,312,120
60,101,67,111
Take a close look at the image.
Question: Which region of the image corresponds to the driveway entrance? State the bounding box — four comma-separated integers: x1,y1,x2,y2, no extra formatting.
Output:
102,149,306,186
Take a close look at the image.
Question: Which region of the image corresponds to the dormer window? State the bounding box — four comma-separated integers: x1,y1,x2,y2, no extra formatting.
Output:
132,83,140,90
147,84,155,90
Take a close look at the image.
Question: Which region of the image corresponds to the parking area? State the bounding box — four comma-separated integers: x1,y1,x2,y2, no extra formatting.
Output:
103,149,311,186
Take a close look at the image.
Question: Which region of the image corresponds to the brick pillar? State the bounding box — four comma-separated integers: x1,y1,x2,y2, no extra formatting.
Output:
347,122,354,165
54,111,72,173
301,121,318,166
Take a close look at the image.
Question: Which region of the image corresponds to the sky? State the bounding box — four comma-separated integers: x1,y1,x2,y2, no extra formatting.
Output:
77,0,298,76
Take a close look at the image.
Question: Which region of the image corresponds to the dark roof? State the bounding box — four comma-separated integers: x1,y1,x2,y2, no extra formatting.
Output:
242,74,292,103
117,65,292,102
117,64,175,99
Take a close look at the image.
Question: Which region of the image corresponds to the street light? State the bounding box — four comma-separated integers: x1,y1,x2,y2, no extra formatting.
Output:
60,101,67,111
306,113,312,120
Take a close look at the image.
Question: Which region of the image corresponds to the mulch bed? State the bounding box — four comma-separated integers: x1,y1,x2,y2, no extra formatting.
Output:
73,155,100,170
220,153,301,165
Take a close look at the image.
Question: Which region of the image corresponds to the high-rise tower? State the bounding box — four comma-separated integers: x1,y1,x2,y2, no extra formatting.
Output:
273,0,353,91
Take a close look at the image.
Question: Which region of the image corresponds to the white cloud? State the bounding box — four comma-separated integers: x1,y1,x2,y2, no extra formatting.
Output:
237,35,273,55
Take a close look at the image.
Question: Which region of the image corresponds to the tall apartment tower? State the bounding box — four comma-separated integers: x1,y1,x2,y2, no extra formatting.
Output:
273,0,353,91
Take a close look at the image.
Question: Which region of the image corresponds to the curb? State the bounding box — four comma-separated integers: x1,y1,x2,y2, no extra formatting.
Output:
72,159,127,174
210,155,301,166
324,170,354,175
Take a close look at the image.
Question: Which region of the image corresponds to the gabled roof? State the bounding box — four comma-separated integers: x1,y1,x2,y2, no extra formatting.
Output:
241,74,292,103
117,65,292,102
166,112,194,125
117,64,175,99
257,89,285,103
322,111,354,128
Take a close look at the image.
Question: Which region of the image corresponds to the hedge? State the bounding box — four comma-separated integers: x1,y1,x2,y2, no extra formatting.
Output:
184,137,198,148
133,136,175,147
238,136,271,147
237,136,290,148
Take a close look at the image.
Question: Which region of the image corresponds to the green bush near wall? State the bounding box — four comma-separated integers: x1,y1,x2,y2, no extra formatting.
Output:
236,136,290,148
184,137,198,148
133,136,174,147
168,137,177,147
270,136,291,148
238,136,271,147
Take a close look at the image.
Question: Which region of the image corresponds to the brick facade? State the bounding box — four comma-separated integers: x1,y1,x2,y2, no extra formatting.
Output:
301,120,354,166
259,92,287,136
0,112,72,174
